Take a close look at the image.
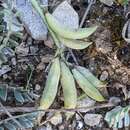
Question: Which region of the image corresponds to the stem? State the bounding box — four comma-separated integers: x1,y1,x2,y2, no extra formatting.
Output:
25,65,34,90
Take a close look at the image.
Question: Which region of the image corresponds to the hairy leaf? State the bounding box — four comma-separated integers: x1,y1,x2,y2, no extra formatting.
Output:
105,105,130,128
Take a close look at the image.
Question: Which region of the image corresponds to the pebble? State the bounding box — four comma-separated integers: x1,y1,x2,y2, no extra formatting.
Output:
76,120,84,130
14,0,48,40
11,57,17,66
35,84,41,91
109,96,121,105
52,1,79,29
77,96,95,112
84,114,102,127
100,71,109,81
49,112,62,125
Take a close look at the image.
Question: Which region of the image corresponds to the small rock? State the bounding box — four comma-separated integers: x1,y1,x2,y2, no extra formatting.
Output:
58,124,65,130
109,97,121,105
53,1,79,29
35,84,41,91
76,121,84,130
27,37,33,45
2,74,8,80
11,57,17,66
84,114,102,127
100,71,109,81
14,0,48,40
49,112,62,125
122,72,128,84
0,65,11,76
77,96,95,112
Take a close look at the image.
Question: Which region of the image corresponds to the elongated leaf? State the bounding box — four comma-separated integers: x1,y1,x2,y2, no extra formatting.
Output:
45,12,97,40
76,66,103,88
39,58,60,109
72,68,105,101
0,85,7,101
59,37,92,50
105,106,122,126
60,61,77,108
14,90,25,103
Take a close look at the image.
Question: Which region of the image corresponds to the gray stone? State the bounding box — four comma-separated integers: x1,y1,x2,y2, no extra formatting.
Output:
49,112,62,125
109,97,121,105
11,57,17,66
77,96,95,112
100,71,109,81
0,65,11,76
76,121,84,130
52,1,79,29
84,114,102,127
14,0,48,40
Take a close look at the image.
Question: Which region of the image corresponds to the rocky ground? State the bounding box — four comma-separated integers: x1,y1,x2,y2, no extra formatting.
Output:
0,0,130,130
